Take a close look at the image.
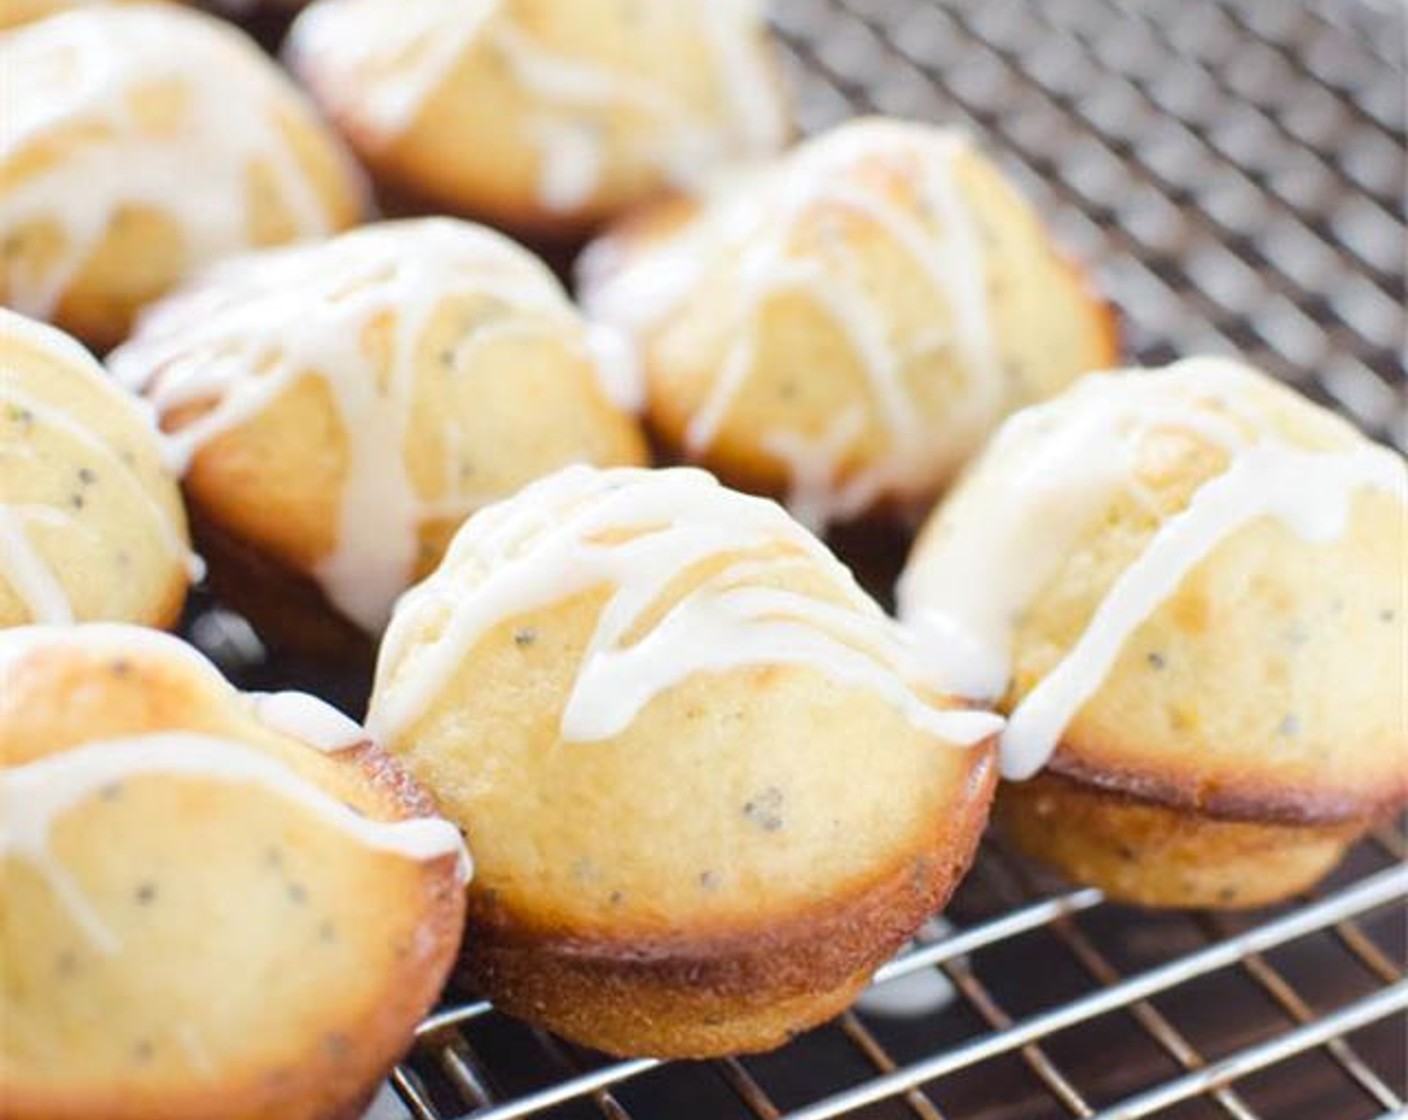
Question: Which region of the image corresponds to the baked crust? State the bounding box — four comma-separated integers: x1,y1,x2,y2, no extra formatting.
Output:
997,769,1366,909
464,746,996,1058
577,121,1120,525
0,631,465,1120
0,7,365,350
902,362,1407,906
0,312,192,629
288,0,790,242
370,466,1002,1057
115,219,650,649
1044,738,1408,828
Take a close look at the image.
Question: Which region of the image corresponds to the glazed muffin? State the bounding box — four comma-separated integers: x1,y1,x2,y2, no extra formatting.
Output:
110,218,648,656
368,465,1001,1057
0,4,366,349
287,0,788,240
0,309,194,628
899,358,1408,908
0,0,179,30
0,622,468,1120
578,117,1119,531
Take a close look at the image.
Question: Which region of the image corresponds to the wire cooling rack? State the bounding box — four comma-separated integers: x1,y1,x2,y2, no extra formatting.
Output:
190,1,1407,1118
358,2,1408,1118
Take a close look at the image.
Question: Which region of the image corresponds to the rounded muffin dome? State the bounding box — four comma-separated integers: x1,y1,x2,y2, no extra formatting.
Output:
0,309,194,629
900,357,1407,906
0,623,468,1120
287,0,788,238
0,4,366,349
578,117,1118,530
369,464,1000,1057
110,218,648,646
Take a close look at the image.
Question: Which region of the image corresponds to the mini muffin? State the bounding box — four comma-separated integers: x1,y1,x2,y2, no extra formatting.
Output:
0,622,468,1120
0,309,194,628
0,0,179,30
0,4,366,349
110,218,648,656
899,358,1408,908
368,465,1001,1058
287,0,788,240
578,117,1119,531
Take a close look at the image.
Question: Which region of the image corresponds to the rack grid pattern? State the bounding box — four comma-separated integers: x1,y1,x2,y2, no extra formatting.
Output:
388,831,1405,1120
372,2,1407,1117
168,0,1405,1116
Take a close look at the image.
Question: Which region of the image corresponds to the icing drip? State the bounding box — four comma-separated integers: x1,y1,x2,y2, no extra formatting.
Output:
289,0,502,138
1,312,196,623
252,691,367,753
896,358,1408,780
369,465,1002,750
0,507,75,624
1,6,356,318
580,120,1004,531
110,218,639,633
0,623,472,953
288,0,785,211
0,733,471,952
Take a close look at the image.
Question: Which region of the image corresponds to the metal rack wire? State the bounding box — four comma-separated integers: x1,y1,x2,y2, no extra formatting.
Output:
173,0,1404,1116
365,1,1407,1117
384,830,1405,1120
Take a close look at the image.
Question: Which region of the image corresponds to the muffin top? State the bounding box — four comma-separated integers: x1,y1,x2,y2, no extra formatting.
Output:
111,218,647,633
0,309,194,628
900,357,1408,820
371,465,999,932
288,0,787,223
0,4,364,342
579,117,1116,529
0,622,468,1120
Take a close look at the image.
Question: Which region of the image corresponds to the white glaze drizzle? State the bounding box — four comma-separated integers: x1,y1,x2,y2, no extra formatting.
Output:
110,218,639,633
369,465,1002,750
896,358,1408,780
252,691,368,753
0,5,357,319
579,119,1004,531
0,733,470,952
1,311,197,623
0,623,472,953
0,507,75,624
287,0,785,212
